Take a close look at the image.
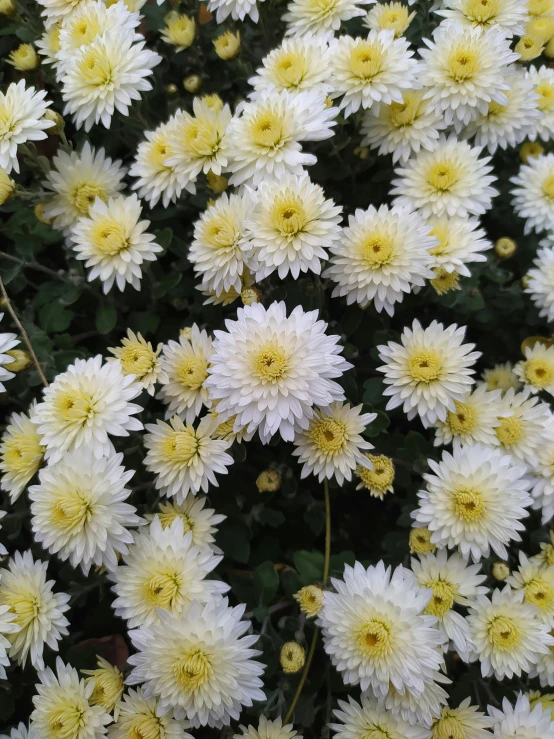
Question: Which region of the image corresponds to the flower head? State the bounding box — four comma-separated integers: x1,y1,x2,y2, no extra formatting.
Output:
332,696,429,739
0,81,53,174
161,12,195,51
283,0,374,36
479,362,520,393
511,153,554,234
234,718,299,739
488,694,554,739
108,329,166,396
356,453,395,498
0,403,45,502
426,214,491,277
363,1,416,36
435,0,526,34
433,386,506,448
430,699,493,739
145,496,225,551
494,387,551,467
507,552,554,627
107,687,192,739
82,657,124,716
515,341,554,397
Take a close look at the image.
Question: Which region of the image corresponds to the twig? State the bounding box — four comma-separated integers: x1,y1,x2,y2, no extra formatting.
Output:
0,277,49,388
0,251,95,295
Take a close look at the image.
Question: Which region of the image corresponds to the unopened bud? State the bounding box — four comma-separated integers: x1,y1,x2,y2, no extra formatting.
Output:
9,43,39,71
294,585,324,617
34,203,53,224
0,169,15,206
241,286,262,306
5,350,31,373
256,469,281,493
520,141,544,164
280,642,305,674
213,31,240,60
207,171,228,193
166,83,179,96
43,109,65,136
409,527,436,554
183,75,202,93
492,562,510,581
495,237,517,259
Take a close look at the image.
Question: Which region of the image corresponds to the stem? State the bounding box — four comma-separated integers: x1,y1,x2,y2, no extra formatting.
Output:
283,478,332,725
0,252,95,295
0,277,49,388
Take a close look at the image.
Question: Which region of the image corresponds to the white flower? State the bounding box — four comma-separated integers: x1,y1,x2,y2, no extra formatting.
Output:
204,301,351,443
426,214,491,277
235,718,300,739
42,141,126,233
207,0,262,22
330,695,429,739
32,356,143,463
494,387,551,468
435,0,526,35
0,512,7,558
411,549,488,660
418,21,518,131
110,516,228,628
36,25,61,69
431,700,494,739
488,694,554,739
0,550,69,670
328,30,418,117
529,424,554,524
31,657,112,739
377,319,480,427
107,687,192,739
433,386,506,448
145,496,225,551
82,657,124,716
529,642,554,688
528,66,554,143
225,89,337,186
363,1,416,36
143,415,233,503
413,444,532,562
0,403,45,503
292,402,375,484
360,89,445,164
37,0,88,27
324,204,436,315
246,171,342,280
479,362,520,394
108,329,167,396
0,313,19,392
526,245,554,323
511,154,554,235
507,552,554,627
283,0,374,36
0,81,53,174
61,29,161,132
29,450,143,574
514,342,554,397
189,192,253,295
0,722,37,739
378,672,450,728
127,599,266,727
0,605,20,680
317,560,446,699
391,136,498,218
468,587,554,679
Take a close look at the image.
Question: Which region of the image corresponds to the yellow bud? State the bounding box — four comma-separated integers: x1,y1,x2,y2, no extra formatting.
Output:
5,350,32,373
521,274,531,289
8,43,39,71
183,75,202,93
82,657,124,713
520,141,544,163
294,585,324,617
515,34,544,61
201,93,224,112
0,169,15,206
166,83,179,96
207,171,228,193
241,286,262,306
494,237,517,259
0,0,15,14
256,469,281,493
34,203,53,224
353,146,369,160
527,16,554,41
214,30,240,60
43,109,65,135
163,12,195,50
280,642,305,673
180,326,193,340
409,527,436,554
492,562,510,581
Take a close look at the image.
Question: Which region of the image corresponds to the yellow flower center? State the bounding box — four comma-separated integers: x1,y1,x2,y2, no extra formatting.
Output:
177,356,209,389
71,183,107,215
253,345,288,382
174,649,212,690
424,581,456,618
349,42,383,80
408,350,442,382
144,570,182,609
429,223,450,257
496,416,523,447
270,196,308,236
529,0,554,16
446,401,477,435
356,619,393,658
47,703,88,739
54,390,95,426
536,81,554,112
488,616,521,650
273,51,309,88
363,729,392,739
128,715,165,739
181,120,220,158
525,578,554,609
69,16,101,47
5,594,40,629
2,434,44,476
90,219,130,256
119,343,156,377
305,0,340,19
51,491,93,534
487,99,507,118
449,47,479,80
378,2,411,34
427,161,459,192
409,527,436,553
148,137,172,171
162,430,199,464
453,488,485,522
432,714,466,739
250,111,285,150
462,0,500,23
525,357,554,388
543,175,554,201
431,268,460,295
309,417,348,455
388,91,423,128
78,48,113,87
357,454,395,496
359,232,395,266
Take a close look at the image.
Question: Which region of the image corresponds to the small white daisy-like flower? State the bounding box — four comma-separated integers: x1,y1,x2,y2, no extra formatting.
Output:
110,516,229,628
494,387,551,467
204,301,351,443
283,0,374,36
479,362,520,393
0,404,45,503
378,672,450,728
127,599,266,727
31,355,143,463
61,29,161,132
157,326,212,422
234,717,300,739
0,551,69,670
355,453,395,498
108,329,167,396
328,30,418,118
411,549,488,660
0,605,20,680
207,0,262,22
317,560,446,699
246,171,342,281
189,192,253,296
468,587,554,679
426,214,491,278
0,314,20,393
413,444,532,562
0,81,53,174
42,141,126,233
431,699,494,739
69,194,162,294
391,136,498,218
507,552,554,627
514,341,554,397
225,89,337,186
107,687,192,739
377,319,480,427
29,450,143,575
526,244,554,323
324,204,436,315
143,415,233,503
433,386,506,448
145,496,225,551
511,154,554,235
330,695,428,739
31,657,112,739
418,21,518,131
488,694,554,739
292,402,375,485
528,66,554,143
360,89,446,164
363,1,416,36
435,0,526,35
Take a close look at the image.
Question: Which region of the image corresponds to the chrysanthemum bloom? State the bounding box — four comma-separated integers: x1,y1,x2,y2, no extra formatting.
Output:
529,425,554,524
527,691,554,723
528,66,554,143
0,315,19,393
110,516,229,628
161,12,195,51
411,549,487,660
61,29,161,132
283,0,373,36
391,136,498,218
248,35,332,98
189,192,253,296
530,531,554,570
208,407,255,444
324,204,436,315
489,694,554,739
37,0,90,26
246,172,342,280
525,245,554,322
363,1,416,36
235,717,300,739
225,89,337,186
29,450,143,574
36,24,61,68
0,168,15,205
377,319,480,427
205,301,351,443
530,640,554,688
292,402,375,484
418,21,518,131
426,214,491,278
435,0,526,35
82,657,124,716
331,695,430,739
32,356,143,462
0,722,36,739
479,362,520,393
317,561,446,699
31,658,112,739
295,585,324,617
42,141,126,232
430,699,494,739
360,89,445,164
108,330,166,396
468,587,554,679
409,526,437,554
0,551,69,670
0,605,20,679
127,599,266,727
511,154,554,234
0,404,44,503
157,326,213,422
107,687,192,739
413,444,531,562
493,387,551,467
8,43,39,71
514,343,554,397
356,453,395,498
143,415,233,502
507,553,554,627
145,496,225,551
0,81,53,175
378,671,450,728
327,30,418,118
433,386,506,448
207,0,262,22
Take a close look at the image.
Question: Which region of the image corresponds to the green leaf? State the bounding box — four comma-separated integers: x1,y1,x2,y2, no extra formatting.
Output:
155,227,173,250
253,561,279,605
217,519,251,564
294,550,324,585
39,302,72,333
362,377,384,406
95,303,117,334
363,411,390,438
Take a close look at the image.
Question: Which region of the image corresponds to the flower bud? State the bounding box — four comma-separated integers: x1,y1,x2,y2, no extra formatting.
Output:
494,237,517,259
280,642,305,674
353,146,369,160
201,93,224,112
492,562,510,581
294,585,324,617
5,350,32,373
520,141,544,163
256,469,281,493
207,171,228,193
241,286,262,306
515,34,544,61
166,83,179,96
213,31,240,60
9,43,39,71
0,169,15,206
43,109,65,136
409,527,436,554
34,203,53,224
183,75,202,93
526,16,554,42
430,267,460,295
0,0,15,14
180,326,193,340
521,274,530,289
162,13,195,51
